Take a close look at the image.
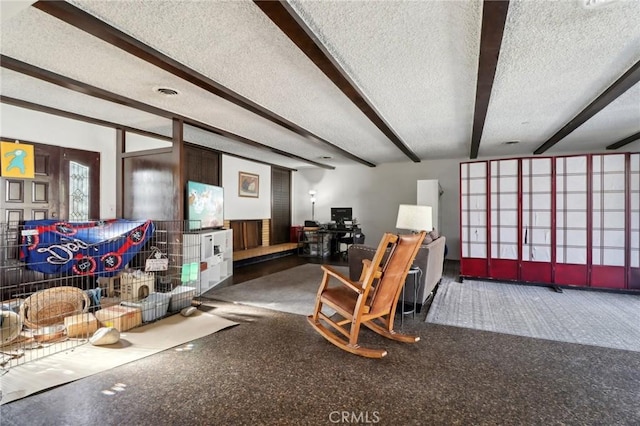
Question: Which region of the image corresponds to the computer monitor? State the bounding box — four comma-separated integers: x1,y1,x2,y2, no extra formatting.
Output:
331,207,353,224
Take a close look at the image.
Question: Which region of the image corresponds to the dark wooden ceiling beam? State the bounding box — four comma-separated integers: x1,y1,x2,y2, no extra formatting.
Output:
470,0,510,159
606,131,640,150
535,60,640,154
33,0,372,167
0,55,334,170
254,0,420,163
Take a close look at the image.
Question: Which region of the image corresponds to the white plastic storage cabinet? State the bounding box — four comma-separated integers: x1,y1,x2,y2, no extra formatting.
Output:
182,228,233,295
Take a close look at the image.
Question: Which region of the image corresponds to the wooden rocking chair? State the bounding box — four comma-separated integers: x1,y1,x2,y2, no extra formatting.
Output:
307,231,426,358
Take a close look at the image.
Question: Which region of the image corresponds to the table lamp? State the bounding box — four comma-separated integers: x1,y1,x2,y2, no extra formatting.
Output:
395,204,433,232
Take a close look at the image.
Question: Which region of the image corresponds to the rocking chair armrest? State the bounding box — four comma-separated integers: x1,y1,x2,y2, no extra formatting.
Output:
359,259,382,282
321,265,363,294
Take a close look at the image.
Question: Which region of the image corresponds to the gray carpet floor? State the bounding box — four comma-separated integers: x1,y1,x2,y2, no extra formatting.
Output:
205,263,347,316
427,279,640,352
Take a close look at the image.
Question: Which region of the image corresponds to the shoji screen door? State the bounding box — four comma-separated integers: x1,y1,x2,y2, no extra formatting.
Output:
629,153,639,289
460,161,488,277
521,158,553,283
555,156,589,285
591,154,627,288
490,159,519,280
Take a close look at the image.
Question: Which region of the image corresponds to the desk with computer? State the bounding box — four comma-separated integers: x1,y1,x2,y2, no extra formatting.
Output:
299,207,364,258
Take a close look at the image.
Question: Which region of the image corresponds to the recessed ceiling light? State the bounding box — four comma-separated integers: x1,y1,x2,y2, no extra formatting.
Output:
503,141,520,145
155,87,179,96
583,0,619,8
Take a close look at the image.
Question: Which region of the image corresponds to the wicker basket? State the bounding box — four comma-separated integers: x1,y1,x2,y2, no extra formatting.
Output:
20,286,90,329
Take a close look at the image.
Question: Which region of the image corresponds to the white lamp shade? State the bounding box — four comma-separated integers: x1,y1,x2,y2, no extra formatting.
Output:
396,204,433,232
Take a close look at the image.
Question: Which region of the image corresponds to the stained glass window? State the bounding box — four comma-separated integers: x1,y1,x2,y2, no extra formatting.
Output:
69,161,89,221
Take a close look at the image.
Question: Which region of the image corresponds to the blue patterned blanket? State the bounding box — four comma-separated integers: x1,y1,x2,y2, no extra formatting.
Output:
19,219,154,276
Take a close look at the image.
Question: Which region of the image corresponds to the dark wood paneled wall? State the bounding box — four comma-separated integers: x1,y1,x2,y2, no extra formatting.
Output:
123,152,179,220
184,143,220,186
230,220,262,250
122,142,220,221
271,167,291,245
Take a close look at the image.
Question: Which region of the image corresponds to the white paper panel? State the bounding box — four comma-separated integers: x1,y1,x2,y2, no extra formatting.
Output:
492,227,518,243
563,155,587,173
466,194,487,210
530,228,551,244
603,192,626,208
469,162,487,178
469,179,487,194
491,193,518,208
632,212,639,230
602,174,626,191
530,175,551,192
604,230,626,247
467,227,487,242
565,175,587,192
603,154,626,172
462,244,469,257
491,159,518,175
631,249,639,268
564,247,587,265
461,209,469,226
497,176,518,192
563,193,587,210
565,229,588,246
632,232,639,249
492,243,517,260
469,212,487,226
631,154,639,170
461,164,468,179
532,159,552,174
530,246,551,262
631,192,639,208
530,193,552,210
533,211,552,227
499,211,518,227
559,211,587,228
592,193,626,210
469,243,487,258
592,210,625,228
604,249,625,266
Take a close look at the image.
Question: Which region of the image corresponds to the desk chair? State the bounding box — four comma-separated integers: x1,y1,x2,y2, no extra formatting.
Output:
337,231,365,258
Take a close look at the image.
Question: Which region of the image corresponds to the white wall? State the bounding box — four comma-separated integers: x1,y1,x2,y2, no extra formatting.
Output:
1,104,117,219
294,160,463,259
221,154,272,220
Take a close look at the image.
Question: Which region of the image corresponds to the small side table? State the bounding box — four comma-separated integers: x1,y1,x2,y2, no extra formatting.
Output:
400,266,422,326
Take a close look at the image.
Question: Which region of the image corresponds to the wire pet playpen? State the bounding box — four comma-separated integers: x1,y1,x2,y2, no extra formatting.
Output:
0,219,200,370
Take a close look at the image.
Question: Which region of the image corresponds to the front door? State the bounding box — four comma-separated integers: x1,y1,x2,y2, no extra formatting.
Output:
1,141,100,297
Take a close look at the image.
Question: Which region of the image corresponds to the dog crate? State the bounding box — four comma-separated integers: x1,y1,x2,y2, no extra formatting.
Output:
0,220,201,370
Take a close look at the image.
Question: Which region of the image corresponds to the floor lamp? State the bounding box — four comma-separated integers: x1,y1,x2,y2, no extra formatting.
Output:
309,190,317,222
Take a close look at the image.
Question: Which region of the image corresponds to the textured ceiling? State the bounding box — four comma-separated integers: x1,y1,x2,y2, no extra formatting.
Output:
1,0,639,171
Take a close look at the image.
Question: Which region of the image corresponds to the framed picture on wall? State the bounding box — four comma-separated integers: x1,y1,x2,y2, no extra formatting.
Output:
238,171,259,198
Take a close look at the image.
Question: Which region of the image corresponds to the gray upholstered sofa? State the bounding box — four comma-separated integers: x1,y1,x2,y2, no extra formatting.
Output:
348,231,446,312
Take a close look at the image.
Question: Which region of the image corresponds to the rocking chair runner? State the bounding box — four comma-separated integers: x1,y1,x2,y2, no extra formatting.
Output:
307,231,426,358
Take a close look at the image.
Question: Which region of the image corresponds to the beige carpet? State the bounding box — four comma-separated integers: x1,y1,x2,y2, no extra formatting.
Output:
0,311,237,405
